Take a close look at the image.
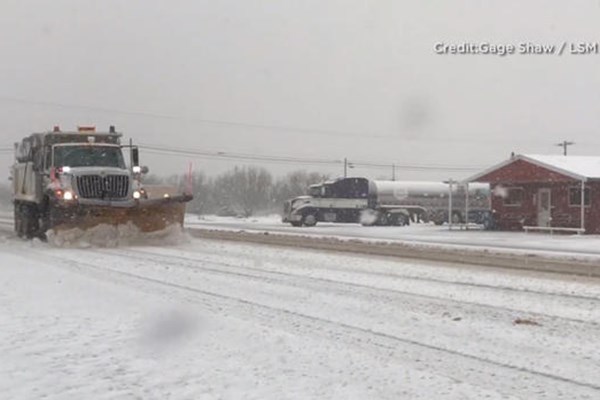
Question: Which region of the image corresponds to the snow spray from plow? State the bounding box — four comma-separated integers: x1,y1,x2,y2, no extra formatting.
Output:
46,195,193,247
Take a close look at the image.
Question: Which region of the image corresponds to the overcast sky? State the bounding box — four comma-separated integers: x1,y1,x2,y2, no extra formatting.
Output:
1,0,600,180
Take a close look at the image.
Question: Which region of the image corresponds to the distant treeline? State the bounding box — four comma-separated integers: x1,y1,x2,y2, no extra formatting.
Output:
146,167,329,217
0,167,328,216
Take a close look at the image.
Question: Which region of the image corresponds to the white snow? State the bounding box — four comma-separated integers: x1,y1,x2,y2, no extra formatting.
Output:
1,235,599,399
524,154,600,179
188,214,600,261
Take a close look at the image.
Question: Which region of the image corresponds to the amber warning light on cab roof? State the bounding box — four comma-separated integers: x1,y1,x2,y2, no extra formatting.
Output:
77,125,96,133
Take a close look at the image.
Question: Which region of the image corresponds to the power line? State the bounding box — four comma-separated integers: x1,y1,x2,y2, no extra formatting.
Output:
0,95,394,140
140,144,484,172
4,95,597,147
140,144,342,164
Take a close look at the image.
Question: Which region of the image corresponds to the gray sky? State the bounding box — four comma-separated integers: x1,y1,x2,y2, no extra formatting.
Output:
1,0,600,180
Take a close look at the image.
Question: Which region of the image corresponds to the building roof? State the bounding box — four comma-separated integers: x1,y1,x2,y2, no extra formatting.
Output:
465,154,600,182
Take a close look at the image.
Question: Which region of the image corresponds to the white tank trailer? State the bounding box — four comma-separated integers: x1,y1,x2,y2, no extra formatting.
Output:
282,177,491,227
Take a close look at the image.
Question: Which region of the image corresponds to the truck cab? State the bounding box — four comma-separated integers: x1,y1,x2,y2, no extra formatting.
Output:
12,126,147,238
282,178,374,226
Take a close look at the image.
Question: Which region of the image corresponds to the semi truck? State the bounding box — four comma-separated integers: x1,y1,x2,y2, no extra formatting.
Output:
282,177,491,227
11,125,192,239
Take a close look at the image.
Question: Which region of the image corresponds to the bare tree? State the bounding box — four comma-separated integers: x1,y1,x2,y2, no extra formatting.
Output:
272,170,329,206
138,167,329,217
213,166,273,217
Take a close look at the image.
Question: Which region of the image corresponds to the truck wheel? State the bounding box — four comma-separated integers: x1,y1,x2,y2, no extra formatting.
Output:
377,213,390,226
452,212,462,224
290,221,303,227
302,213,317,227
14,206,23,237
20,204,40,239
37,198,50,240
393,214,409,226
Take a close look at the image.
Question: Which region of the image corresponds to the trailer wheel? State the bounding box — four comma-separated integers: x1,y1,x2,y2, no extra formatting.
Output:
451,212,462,224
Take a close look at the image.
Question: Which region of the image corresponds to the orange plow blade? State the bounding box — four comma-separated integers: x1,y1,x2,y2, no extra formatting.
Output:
50,195,192,233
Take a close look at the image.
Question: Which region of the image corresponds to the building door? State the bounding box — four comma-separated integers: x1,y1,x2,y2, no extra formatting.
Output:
537,188,551,227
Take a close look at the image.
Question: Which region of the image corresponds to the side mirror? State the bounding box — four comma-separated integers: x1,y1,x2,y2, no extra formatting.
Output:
131,147,139,167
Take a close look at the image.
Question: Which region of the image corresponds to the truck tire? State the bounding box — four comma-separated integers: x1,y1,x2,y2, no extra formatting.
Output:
14,206,23,238
359,209,378,226
377,213,390,226
290,221,303,227
302,213,317,227
37,197,51,240
452,212,462,224
16,203,39,239
392,214,409,226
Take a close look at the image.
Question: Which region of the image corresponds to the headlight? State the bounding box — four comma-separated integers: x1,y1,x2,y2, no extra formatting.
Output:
63,190,74,201
132,166,141,174
133,190,141,199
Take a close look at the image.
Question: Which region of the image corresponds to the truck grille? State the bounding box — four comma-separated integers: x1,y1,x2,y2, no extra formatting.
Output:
76,175,129,199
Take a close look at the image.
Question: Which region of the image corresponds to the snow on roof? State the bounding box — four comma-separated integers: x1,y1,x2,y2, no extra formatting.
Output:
524,155,600,179
465,154,600,182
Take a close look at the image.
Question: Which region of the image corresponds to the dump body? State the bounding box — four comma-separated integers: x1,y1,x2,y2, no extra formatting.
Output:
11,126,192,238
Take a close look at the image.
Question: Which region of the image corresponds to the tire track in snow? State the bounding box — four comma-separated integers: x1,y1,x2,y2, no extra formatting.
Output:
15,245,599,399
28,253,600,398
99,247,600,325
127,245,600,301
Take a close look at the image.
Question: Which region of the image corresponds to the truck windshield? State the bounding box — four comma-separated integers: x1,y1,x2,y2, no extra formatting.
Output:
309,186,322,197
53,145,126,169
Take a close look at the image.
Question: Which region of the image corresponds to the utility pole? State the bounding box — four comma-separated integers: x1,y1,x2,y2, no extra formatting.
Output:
556,140,575,156
343,158,354,178
392,164,396,181
344,158,347,178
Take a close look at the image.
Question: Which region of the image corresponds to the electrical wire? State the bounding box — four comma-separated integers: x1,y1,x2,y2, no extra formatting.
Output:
140,144,484,172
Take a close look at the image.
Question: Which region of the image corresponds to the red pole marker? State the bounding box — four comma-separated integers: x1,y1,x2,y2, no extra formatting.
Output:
186,162,193,195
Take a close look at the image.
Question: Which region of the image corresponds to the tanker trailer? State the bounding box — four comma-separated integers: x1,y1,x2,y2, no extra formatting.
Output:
282,177,490,227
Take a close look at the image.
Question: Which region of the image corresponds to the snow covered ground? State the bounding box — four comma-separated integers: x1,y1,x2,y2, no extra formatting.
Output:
188,214,600,260
1,232,599,399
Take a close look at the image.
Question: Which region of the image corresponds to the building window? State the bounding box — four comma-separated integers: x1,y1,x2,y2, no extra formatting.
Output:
569,187,591,207
503,188,524,206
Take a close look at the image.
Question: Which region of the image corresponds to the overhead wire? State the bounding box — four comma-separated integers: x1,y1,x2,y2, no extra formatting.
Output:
3,95,594,147
140,144,484,172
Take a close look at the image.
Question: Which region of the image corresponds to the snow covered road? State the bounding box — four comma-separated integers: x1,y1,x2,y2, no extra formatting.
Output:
187,215,600,260
1,235,599,399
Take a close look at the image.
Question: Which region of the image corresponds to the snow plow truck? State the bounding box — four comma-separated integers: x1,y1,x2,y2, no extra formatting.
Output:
11,125,192,239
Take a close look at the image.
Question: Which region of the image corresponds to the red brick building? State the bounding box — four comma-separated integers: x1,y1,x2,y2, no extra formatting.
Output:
466,154,600,234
